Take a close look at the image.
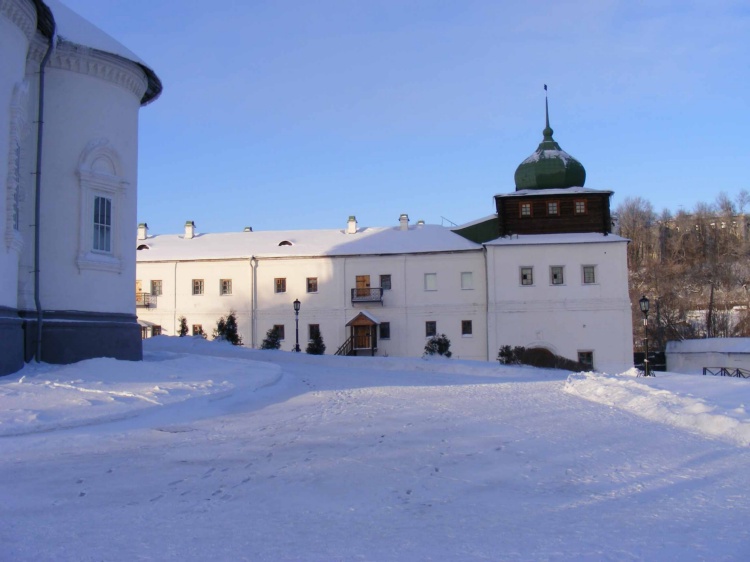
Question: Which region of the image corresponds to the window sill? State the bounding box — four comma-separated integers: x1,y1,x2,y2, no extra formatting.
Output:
77,252,122,273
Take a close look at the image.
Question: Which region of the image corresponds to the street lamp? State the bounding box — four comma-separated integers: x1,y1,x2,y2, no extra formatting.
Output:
639,295,651,376
293,299,301,352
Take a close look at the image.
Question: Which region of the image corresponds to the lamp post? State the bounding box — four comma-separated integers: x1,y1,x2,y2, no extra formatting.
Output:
293,299,301,352
639,295,651,376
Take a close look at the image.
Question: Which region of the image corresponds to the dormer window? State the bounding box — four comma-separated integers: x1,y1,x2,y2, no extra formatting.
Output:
278,240,293,246
519,202,532,218
137,244,149,250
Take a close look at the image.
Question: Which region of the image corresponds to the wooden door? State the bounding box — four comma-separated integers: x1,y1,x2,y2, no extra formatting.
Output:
355,275,370,298
353,325,370,349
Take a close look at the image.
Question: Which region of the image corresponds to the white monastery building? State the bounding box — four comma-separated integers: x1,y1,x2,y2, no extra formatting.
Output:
1,0,161,375
136,102,634,373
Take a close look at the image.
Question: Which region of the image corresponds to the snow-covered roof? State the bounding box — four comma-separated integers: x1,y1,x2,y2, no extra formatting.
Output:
137,224,482,262
484,232,628,246
42,0,162,104
453,214,497,230
495,187,612,198
666,338,750,354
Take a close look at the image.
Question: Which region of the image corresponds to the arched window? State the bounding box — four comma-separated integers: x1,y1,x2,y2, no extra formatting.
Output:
75,139,126,273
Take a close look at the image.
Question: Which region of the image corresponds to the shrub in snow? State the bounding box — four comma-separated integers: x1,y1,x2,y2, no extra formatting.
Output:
498,345,586,371
261,326,281,350
213,311,243,346
497,345,525,365
177,316,189,337
424,334,452,358
306,332,326,355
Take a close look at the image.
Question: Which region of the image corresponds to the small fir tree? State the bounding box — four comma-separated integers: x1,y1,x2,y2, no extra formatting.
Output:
424,334,452,358
213,311,243,345
177,316,189,337
306,331,326,355
260,326,281,350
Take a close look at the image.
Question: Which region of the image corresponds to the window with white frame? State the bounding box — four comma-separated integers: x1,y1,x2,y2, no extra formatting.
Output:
192,279,204,295
92,196,112,253
574,200,587,214
520,267,533,286
582,265,597,284
519,202,532,217
550,266,564,285
76,139,125,273
461,272,473,290
424,273,437,291
220,279,232,295
150,280,162,296
547,201,559,216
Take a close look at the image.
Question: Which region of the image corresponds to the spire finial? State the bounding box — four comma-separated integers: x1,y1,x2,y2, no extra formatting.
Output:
543,84,554,140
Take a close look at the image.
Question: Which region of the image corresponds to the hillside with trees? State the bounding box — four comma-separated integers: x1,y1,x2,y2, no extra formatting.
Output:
615,190,750,352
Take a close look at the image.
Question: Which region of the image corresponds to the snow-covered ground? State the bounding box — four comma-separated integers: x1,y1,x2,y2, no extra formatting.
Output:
2,337,749,561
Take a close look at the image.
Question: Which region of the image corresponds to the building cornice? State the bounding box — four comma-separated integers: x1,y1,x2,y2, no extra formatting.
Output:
0,0,36,41
27,36,148,102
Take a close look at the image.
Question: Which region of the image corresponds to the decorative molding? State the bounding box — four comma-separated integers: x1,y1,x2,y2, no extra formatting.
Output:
0,0,36,41
5,80,30,252
76,139,126,274
27,36,149,102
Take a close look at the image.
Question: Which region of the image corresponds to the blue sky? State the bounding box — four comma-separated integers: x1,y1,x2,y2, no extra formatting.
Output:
62,0,749,235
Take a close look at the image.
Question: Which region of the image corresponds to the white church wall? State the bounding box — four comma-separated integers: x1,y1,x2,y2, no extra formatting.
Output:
24,56,145,315
0,0,34,310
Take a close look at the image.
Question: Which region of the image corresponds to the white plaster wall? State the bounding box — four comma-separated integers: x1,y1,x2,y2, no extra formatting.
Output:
19,54,144,314
666,352,750,375
0,1,33,309
487,240,633,372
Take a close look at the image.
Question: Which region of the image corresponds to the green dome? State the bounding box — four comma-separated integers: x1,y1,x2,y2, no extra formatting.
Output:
514,102,586,191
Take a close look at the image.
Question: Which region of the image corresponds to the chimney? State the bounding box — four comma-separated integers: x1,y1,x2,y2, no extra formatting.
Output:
347,215,357,234
137,222,148,240
185,220,195,239
416,220,425,228
243,226,253,232
399,213,409,231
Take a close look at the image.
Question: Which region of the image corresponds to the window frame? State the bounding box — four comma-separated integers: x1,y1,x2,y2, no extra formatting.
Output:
574,200,587,215
520,267,534,286
582,265,597,285
192,279,204,295
306,277,318,293
92,195,112,254
425,320,437,338
546,200,560,216
308,324,320,341
380,274,392,291
150,280,163,296
220,279,232,296
550,266,564,286
424,273,437,291
274,278,287,293
379,322,391,340
519,201,533,218
274,324,286,340
461,320,473,337
461,271,473,290
578,351,594,369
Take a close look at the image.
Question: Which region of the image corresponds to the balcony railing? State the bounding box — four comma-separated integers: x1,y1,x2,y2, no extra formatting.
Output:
351,287,383,304
136,292,155,308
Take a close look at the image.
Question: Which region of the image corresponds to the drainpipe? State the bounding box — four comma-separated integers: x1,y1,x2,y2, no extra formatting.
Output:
173,261,177,334
250,256,257,348
34,34,55,363
483,245,490,362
